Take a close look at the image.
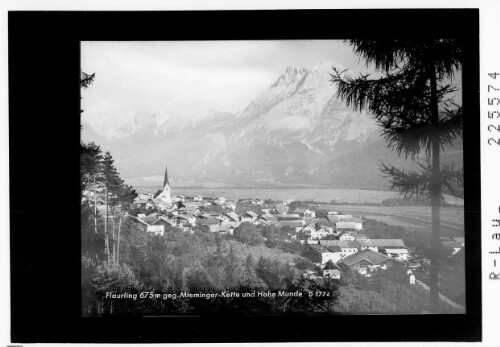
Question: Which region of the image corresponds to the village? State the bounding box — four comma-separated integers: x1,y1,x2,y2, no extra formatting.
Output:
88,165,465,288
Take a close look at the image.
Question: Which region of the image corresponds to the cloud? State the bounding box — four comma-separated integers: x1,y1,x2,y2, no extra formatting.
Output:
81,41,281,113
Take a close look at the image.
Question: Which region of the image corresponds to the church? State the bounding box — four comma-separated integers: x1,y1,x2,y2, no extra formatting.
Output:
153,164,172,207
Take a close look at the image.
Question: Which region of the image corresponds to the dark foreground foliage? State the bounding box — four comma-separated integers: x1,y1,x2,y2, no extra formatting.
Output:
82,225,340,316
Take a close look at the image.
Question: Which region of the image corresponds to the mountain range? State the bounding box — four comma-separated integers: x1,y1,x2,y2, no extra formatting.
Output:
81,61,463,189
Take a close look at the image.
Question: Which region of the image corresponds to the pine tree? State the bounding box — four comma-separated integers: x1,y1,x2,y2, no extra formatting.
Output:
80,71,107,264
330,39,463,312
80,71,95,89
80,70,95,129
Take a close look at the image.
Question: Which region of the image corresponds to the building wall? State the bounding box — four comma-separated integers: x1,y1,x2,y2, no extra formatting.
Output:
340,247,358,257
147,224,165,236
323,269,341,279
321,252,343,264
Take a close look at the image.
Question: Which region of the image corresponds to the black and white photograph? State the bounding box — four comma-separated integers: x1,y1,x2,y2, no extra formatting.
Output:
80,39,466,316
8,7,492,344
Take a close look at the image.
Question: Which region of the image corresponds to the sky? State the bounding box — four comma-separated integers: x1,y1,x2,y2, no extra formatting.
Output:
81,40,371,115
81,40,462,129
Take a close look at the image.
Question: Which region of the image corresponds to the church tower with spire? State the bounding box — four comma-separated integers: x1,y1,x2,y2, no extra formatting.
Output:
154,163,172,206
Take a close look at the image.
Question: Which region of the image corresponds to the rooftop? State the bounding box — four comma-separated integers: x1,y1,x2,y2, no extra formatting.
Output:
327,215,341,222
357,239,406,248
246,211,259,218
336,222,360,229
342,249,392,267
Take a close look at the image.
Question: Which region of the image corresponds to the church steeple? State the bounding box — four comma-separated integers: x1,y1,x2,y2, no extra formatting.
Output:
154,163,172,207
163,163,169,188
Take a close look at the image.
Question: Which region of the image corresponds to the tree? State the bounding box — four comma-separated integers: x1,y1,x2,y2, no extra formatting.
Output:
80,71,95,89
331,39,463,312
294,257,314,271
80,71,95,130
241,254,266,289
255,257,295,291
100,151,128,263
80,142,103,194
91,262,142,315
265,236,278,248
233,222,264,245
224,245,242,288
306,276,340,313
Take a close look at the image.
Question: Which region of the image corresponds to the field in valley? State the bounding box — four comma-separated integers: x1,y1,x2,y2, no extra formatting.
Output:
172,187,402,204
319,204,464,237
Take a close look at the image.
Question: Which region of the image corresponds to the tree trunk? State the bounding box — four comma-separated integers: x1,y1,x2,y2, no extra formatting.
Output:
105,187,110,263
112,212,116,265
117,214,122,266
93,175,97,234
429,58,441,313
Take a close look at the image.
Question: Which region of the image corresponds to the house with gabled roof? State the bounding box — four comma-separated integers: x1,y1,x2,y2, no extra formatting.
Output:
130,216,165,236
294,208,316,218
240,211,256,223
371,239,408,260
223,212,240,223
338,240,360,257
303,245,341,265
342,217,363,230
322,260,342,279
339,231,356,241
336,221,361,232
240,211,259,223
310,227,331,240
340,249,404,275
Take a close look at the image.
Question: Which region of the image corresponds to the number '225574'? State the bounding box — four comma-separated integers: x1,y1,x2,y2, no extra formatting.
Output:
488,72,500,146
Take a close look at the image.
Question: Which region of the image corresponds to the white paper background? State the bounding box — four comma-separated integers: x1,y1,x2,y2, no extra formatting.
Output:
1,1,498,346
